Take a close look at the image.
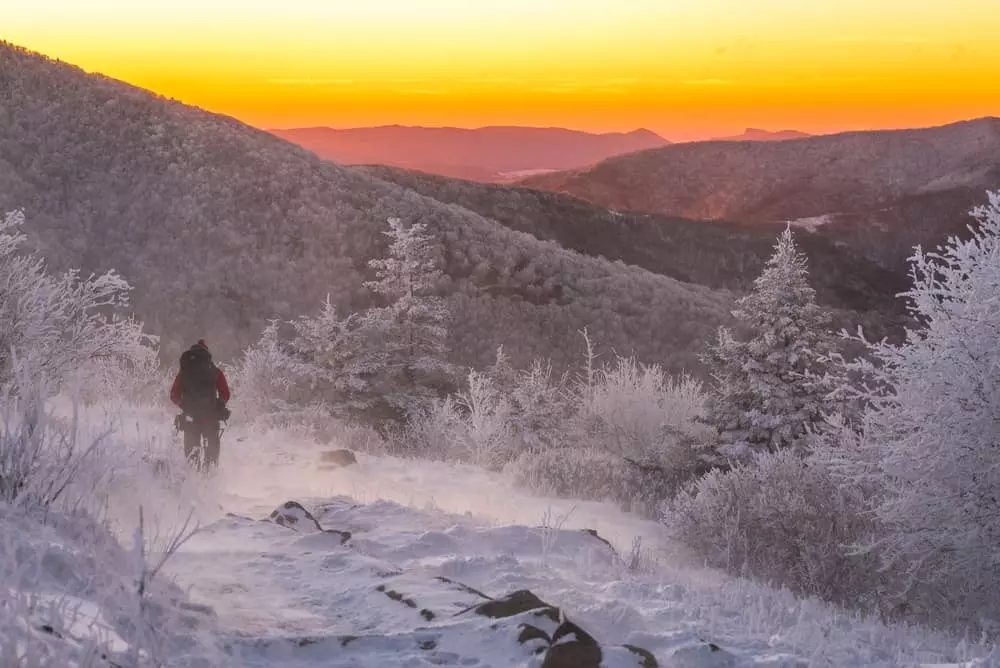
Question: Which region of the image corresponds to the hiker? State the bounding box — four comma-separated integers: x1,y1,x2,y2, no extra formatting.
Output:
170,339,231,470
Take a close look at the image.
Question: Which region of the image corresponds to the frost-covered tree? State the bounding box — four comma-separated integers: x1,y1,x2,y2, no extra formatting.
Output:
703,227,837,457
233,218,456,431
0,210,154,393
361,217,457,421
825,192,1000,624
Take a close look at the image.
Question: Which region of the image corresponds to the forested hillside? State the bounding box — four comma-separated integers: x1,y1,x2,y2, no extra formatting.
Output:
0,42,729,372
523,118,1000,270
359,164,907,315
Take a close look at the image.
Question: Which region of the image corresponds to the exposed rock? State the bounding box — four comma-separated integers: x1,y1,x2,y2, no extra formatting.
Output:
433,576,491,601
469,589,555,619
267,501,323,532
461,588,658,667
319,449,358,468
624,643,660,667
376,584,418,608
544,619,602,668
323,529,352,544
579,528,618,556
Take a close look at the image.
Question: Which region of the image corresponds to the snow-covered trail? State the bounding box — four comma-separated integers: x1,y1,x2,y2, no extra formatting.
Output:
100,411,992,667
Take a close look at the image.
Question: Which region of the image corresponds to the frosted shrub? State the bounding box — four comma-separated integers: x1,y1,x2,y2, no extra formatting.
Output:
505,447,629,502
0,210,154,393
573,356,712,508
387,397,465,461
667,449,880,607
430,349,569,471
76,346,164,407
0,390,109,512
227,319,340,438
453,369,512,469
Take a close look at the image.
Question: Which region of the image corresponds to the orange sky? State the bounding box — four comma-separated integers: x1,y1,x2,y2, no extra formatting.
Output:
5,0,1000,140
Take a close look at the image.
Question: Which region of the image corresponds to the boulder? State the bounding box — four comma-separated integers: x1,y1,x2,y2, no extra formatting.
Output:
544,619,602,668
462,588,658,667
319,449,357,468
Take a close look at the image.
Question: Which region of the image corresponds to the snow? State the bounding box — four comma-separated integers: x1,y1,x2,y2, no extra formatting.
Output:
6,404,997,667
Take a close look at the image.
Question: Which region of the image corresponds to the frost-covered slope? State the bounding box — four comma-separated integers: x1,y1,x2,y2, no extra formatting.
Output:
140,417,991,667
0,42,729,373
7,400,993,666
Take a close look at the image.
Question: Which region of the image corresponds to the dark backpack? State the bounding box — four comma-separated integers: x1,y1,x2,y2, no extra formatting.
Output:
178,347,218,419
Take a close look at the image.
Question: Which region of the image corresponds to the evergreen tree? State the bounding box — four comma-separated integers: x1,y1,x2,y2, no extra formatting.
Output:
361,217,457,423
703,227,837,457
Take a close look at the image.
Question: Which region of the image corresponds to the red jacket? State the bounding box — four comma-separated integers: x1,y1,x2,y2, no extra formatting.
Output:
170,368,231,408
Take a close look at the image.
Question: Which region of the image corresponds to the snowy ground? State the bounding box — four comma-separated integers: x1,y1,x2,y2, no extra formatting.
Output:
23,403,998,667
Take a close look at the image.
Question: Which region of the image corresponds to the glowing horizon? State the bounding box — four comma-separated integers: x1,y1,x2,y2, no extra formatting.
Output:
4,0,999,141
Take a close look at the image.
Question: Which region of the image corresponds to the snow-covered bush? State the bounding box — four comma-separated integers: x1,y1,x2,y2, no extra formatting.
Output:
703,227,838,458
0,499,227,667
76,347,165,408
667,449,880,607
460,349,571,470
0,384,112,512
226,319,332,433
0,210,155,395
573,356,712,504
451,369,513,468
398,338,710,513
504,447,630,503
386,396,466,461
821,191,1000,631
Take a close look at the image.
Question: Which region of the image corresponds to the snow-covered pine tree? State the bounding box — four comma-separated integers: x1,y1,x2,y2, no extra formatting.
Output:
703,226,837,457
361,217,456,424
824,192,1000,623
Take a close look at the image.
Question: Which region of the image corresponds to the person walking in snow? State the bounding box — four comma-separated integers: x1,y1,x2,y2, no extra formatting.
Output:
170,339,231,470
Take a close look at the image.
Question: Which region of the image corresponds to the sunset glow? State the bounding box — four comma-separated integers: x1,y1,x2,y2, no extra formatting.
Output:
5,0,1000,139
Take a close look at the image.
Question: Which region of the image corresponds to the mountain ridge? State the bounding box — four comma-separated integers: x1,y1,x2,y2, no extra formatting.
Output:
711,128,812,141
268,124,669,183
0,41,728,374
521,116,1000,269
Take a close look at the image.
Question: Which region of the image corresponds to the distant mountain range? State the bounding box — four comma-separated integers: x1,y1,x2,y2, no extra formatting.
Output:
521,118,1000,271
268,125,668,183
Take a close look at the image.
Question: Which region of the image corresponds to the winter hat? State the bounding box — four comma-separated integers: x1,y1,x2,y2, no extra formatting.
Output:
192,339,209,352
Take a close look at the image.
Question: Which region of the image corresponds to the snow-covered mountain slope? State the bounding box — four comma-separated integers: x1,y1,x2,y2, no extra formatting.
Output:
0,42,729,374
105,416,988,668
